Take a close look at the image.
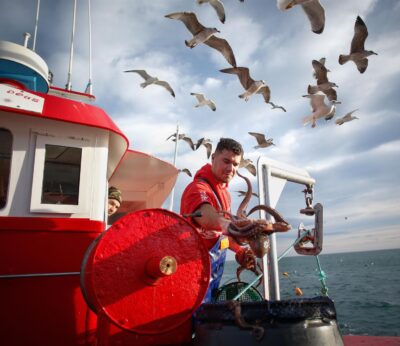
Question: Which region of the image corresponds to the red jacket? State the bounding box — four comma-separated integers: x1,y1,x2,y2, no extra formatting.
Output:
180,164,231,249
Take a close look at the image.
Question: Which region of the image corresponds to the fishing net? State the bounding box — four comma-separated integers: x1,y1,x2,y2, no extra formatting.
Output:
213,281,263,302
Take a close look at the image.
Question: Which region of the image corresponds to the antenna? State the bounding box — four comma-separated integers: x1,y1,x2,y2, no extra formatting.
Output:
23,32,31,48
84,0,93,95
66,0,77,91
32,0,41,51
168,124,180,211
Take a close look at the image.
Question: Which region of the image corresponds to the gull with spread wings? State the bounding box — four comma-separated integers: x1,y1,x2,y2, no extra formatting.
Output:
220,67,270,103
248,132,275,149
335,109,359,125
339,16,377,73
308,59,338,102
196,138,213,159
166,133,196,151
124,69,175,97
191,92,217,111
269,102,287,112
165,11,236,67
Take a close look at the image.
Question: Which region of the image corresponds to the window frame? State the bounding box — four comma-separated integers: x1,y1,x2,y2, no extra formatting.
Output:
30,134,92,214
0,128,13,210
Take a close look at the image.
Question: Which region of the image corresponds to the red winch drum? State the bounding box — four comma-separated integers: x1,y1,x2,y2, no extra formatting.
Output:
81,208,210,334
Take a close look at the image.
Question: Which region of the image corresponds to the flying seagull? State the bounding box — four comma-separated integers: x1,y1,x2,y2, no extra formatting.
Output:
179,168,192,177
190,92,217,111
308,59,338,101
220,67,270,103
166,133,196,150
197,0,226,24
248,132,275,149
277,0,325,34
339,16,377,73
269,102,287,112
239,158,257,176
335,109,359,125
236,190,259,198
302,92,336,128
312,57,329,78
124,69,175,97
165,12,236,67
196,137,213,159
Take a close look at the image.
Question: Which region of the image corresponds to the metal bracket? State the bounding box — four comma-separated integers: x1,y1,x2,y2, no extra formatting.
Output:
295,203,323,255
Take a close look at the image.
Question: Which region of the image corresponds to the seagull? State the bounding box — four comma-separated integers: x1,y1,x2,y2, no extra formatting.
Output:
190,92,217,111
124,69,175,97
335,109,359,125
166,133,196,150
277,0,325,34
248,132,275,149
302,92,336,128
339,16,377,73
196,137,213,159
239,158,257,176
165,12,236,67
236,190,259,198
197,0,226,24
179,168,192,177
308,60,338,101
312,57,329,79
220,67,270,103
269,102,287,112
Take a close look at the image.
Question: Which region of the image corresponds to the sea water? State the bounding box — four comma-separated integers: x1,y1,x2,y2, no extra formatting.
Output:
221,248,400,336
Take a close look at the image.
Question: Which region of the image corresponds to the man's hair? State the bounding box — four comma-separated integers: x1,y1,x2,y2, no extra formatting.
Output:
215,138,243,157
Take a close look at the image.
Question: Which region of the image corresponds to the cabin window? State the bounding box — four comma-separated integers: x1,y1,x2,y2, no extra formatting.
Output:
0,128,12,209
41,144,82,205
31,135,91,213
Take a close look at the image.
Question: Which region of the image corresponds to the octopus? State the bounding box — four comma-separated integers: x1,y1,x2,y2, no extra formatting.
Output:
226,171,291,259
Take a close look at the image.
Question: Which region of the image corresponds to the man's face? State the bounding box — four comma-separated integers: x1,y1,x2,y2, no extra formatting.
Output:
108,198,120,216
211,149,242,184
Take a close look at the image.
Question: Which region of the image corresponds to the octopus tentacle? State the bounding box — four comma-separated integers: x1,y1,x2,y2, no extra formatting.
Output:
247,204,289,224
236,171,253,218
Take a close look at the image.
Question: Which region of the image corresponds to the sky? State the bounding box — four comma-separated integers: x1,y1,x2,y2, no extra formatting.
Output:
1,0,399,258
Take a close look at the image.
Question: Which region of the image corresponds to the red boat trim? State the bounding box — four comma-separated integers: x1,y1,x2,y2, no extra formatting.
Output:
0,216,105,232
0,272,80,279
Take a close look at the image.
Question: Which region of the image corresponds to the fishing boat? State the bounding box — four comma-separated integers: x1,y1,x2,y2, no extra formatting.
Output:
1,3,399,346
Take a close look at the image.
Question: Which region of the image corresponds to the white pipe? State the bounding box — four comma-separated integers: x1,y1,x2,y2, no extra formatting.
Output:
168,124,179,211
66,0,77,91
32,0,40,51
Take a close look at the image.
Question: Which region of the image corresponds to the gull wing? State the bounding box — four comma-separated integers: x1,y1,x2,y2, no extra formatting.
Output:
324,88,337,102
351,16,368,54
204,36,237,67
198,0,226,24
248,132,266,145
301,0,325,34
191,92,206,103
124,69,153,81
154,80,175,97
257,85,271,103
220,67,253,89
165,12,205,35
312,60,329,84
182,136,195,150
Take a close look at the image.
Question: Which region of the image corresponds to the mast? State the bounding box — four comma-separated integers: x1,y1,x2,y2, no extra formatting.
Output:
66,0,77,91
168,124,179,211
32,0,40,51
85,0,93,94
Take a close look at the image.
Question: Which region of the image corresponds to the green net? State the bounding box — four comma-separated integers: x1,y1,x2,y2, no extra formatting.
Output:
213,282,263,302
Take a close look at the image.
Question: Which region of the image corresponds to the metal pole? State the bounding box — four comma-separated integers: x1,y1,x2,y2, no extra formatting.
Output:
32,0,40,51
85,0,93,94
168,124,179,211
66,0,77,91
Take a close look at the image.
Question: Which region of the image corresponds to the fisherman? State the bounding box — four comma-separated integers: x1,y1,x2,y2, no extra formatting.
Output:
180,138,256,302
108,186,122,218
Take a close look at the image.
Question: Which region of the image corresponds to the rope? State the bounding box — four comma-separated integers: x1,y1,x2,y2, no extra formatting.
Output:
315,255,329,296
